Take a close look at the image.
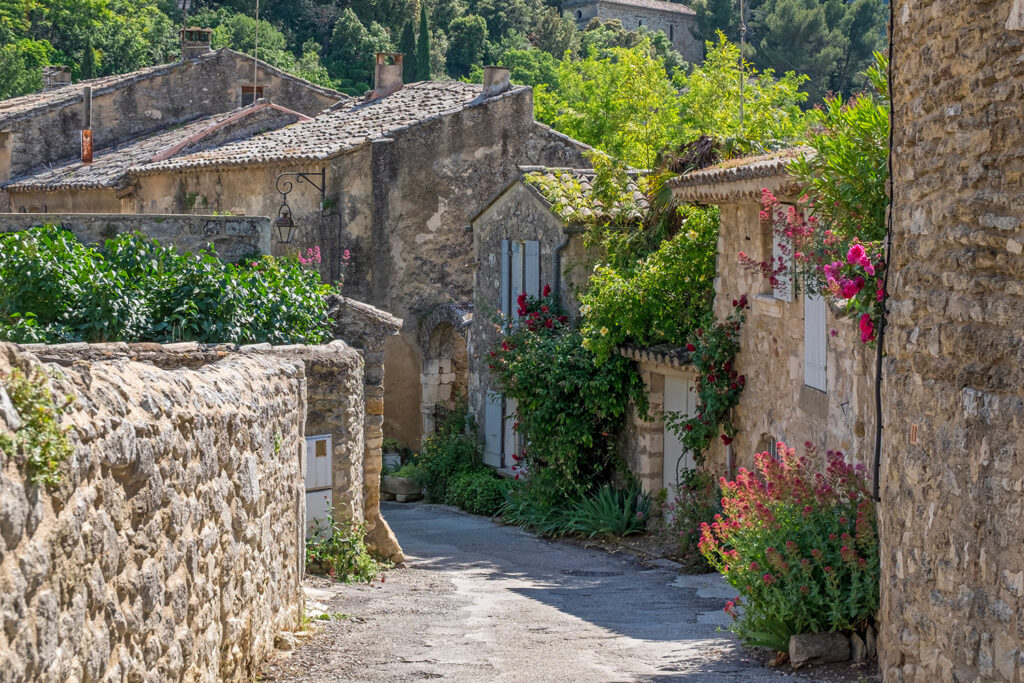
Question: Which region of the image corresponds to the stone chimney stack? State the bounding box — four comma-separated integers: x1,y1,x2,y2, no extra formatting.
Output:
42,66,71,92
179,26,213,60
482,66,512,98
374,53,404,98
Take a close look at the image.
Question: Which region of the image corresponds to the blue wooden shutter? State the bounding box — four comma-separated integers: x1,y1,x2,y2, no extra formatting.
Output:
525,240,541,298
804,292,827,391
500,239,510,320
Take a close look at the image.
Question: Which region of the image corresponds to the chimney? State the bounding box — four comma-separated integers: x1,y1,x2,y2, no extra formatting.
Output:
42,65,71,92
81,86,93,164
482,66,512,98
373,53,404,98
179,26,213,60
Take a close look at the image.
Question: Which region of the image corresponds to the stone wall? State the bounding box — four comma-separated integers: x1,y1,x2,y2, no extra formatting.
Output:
564,0,702,63
0,342,306,681
0,213,271,260
879,2,1024,680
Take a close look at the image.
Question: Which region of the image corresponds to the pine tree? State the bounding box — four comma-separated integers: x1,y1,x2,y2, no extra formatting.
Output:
399,19,417,82
416,2,431,81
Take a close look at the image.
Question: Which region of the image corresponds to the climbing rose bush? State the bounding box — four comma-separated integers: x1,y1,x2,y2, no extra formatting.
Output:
699,442,879,649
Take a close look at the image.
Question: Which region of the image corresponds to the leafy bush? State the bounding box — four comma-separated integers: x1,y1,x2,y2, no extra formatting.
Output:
501,482,649,541
384,462,420,479
579,204,719,363
0,227,334,345
412,407,481,502
699,443,879,651
653,470,722,571
306,509,384,583
444,469,508,517
0,367,74,486
489,291,646,506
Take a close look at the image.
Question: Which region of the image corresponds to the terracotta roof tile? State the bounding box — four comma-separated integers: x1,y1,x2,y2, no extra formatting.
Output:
668,147,813,203
521,166,649,225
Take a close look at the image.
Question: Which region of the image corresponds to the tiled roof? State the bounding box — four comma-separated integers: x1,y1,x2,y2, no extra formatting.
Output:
133,81,520,174
617,344,691,369
521,166,649,225
0,49,346,129
668,147,812,203
5,102,306,191
565,0,696,15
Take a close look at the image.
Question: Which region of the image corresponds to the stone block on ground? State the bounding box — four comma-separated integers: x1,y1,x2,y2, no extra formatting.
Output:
366,511,404,564
850,632,867,663
789,632,850,669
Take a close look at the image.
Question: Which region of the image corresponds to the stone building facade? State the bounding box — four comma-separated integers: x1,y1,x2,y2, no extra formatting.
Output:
669,150,877,477
0,342,307,680
879,2,1024,680
2,60,591,449
563,0,702,63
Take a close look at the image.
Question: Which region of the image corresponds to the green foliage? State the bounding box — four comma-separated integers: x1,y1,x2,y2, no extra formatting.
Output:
787,52,889,242
324,8,392,92
0,37,52,99
305,509,385,582
689,0,886,100
444,468,508,517
412,407,480,501
384,462,419,478
665,298,748,465
501,482,650,540
652,471,722,571
0,227,334,345
536,40,679,168
578,204,719,362
446,14,487,78
675,34,809,145
700,444,880,647
489,292,646,506
0,366,75,487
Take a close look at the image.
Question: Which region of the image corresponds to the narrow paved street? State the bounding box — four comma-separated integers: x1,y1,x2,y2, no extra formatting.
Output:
262,503,800,682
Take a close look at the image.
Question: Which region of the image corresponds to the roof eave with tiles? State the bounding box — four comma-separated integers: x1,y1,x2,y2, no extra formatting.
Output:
521,166,650,226
668,147,813,204
616,344,692,369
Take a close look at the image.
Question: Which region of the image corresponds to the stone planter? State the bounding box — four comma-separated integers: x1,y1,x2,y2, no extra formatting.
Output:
381,475,423,503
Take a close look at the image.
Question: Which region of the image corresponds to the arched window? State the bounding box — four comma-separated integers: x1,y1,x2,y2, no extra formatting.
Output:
576,9,583,19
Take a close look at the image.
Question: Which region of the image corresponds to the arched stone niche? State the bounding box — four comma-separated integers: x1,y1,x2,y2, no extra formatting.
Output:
418,303,472,435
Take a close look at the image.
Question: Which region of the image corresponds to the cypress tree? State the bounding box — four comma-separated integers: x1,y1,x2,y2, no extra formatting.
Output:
399,19,417,82
80,35,96,80
416,2,431,81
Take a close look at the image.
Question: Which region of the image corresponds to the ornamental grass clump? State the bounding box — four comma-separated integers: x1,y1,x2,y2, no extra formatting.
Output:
699,442,879,652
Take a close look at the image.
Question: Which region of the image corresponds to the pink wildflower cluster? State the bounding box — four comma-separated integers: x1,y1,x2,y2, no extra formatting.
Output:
744,189,886,345
298,245,322,267
698,441,880,636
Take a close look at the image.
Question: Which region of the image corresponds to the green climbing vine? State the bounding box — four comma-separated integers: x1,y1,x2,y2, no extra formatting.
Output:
0,367,74,486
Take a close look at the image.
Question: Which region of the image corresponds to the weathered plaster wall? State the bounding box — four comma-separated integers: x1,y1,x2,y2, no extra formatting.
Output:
0,213,271,260
0,50,342,180
879,2,1024,680
564,1,702,63
467,180,596,444
0,342,306,681
702,201,876,476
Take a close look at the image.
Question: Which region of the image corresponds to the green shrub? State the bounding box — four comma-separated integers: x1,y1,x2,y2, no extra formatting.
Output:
579,204,719,363
653,470,722,571
385,462,419,479
0,227,334,345
306,508,384,582
444,468,508,517
699,443,879,651
565,483,650,539
0,366,74,486
412,407,480,501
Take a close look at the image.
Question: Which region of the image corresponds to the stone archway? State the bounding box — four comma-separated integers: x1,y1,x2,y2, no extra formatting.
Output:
418,304,472,435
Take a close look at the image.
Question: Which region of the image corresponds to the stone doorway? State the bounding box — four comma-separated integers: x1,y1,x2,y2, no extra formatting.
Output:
419,304,472,436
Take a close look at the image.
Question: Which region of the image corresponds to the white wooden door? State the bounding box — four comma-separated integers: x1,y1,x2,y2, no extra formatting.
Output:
663,375,697,490
305,434,332,538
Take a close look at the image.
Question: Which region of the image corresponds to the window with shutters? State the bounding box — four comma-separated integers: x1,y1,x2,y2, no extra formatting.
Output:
804,292,827,391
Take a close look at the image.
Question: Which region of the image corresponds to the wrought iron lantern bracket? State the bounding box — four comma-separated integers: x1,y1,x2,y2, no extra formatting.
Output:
274,169,326,244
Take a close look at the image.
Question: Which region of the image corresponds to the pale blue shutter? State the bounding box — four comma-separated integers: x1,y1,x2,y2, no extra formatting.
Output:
483,392,503,467
804,292,827,391
500,239,510,319
525,240,541,298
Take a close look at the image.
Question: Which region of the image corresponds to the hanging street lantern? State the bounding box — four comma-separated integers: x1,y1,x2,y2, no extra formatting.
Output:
273,169,326,245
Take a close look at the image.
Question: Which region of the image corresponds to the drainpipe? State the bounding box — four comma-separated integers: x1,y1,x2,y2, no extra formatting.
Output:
81,86,93,164
552,225,584,308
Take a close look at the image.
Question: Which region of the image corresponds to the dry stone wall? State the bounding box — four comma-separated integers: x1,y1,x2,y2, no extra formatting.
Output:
0,342,306,682
881,2,1024,680
0,213,271,261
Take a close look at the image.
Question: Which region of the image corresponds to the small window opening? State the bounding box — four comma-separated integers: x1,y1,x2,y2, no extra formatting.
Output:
638,19,643,27
576,9,583,19
670,24,674,40
242,85,264,106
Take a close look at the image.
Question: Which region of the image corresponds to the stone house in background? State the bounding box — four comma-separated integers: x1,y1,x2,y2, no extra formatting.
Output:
1,49,592,450
879,2,1024,680
667,150,877,480
468,167,642,470
562,0,703,63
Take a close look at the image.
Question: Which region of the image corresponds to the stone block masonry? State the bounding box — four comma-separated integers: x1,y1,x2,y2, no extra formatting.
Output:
0,213,271,261
0,342,307,681
881,1,1024,681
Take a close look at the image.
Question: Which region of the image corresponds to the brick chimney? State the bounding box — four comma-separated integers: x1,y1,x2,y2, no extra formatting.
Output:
42,65,71,92
179,26,213,60
482,66,512,98
374,53,404,98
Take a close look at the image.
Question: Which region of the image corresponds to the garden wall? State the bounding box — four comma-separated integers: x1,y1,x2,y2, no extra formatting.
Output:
0,342,306,681
0,213,271,261
881,1,1024,680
